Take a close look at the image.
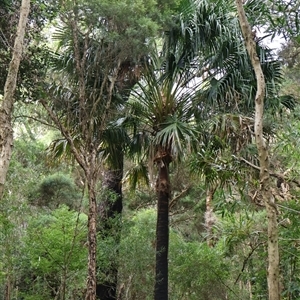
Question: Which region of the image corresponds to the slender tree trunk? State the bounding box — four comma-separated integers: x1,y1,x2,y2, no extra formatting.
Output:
235,1,280,300
205,185,216,247
86,175,98,300
41,101,100,300
154,160,170,300
5,274,11,300
97,157,124,300
0,0,30,198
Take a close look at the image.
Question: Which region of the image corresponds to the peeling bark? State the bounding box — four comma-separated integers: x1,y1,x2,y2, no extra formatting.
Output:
235,1,280,300
96,161,123,300
0,0,30,198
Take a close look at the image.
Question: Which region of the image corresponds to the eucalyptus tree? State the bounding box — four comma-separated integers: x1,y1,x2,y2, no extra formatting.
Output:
0,0,30,199
185,0,291,298
0,0,59,200
41,1,180,298
236,1,280,299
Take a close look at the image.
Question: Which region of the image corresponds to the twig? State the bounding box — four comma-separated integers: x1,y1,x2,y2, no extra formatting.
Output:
14,114,59,129
236,156,300,187
234,242,264,284
169,186,191,209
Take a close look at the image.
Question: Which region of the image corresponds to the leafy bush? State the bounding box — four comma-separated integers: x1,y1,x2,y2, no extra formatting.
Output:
118,209,230,300
20,206,87,299
30,173,82,209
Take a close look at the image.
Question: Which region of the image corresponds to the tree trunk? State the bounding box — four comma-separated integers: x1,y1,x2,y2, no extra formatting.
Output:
86,176,98,300
154,160,170,300
0,0,30,198
40,101,99,300
235,1,280,300
205,185,216,247
98,167,123,226
96,158,123,300
4,274,11,300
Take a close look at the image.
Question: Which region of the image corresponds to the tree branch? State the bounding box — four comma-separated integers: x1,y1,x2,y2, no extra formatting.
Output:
236,156,300,188
14,114,59,129
169,186,191,210
39,99,87,174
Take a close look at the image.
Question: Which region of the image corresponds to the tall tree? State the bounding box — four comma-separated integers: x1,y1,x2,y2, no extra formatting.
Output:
128,52,200,299
127,1,257,297
146,0,285,297
236,1,280,300
0,0,30,199
41,1,179,298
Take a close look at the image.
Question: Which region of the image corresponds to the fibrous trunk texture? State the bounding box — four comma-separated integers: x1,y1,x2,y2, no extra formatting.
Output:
0,0,30,198
154,160,170,300
97,163,123,300
235,1,280,300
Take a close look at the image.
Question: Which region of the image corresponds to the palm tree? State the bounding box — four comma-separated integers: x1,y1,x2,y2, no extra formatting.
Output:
125,1,244,298
130,1,251,300
128,51,200,299
128,0,288,297
96,123,130,300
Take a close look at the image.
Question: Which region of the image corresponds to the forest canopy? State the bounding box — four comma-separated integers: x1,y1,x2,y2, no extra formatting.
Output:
1,0,300,299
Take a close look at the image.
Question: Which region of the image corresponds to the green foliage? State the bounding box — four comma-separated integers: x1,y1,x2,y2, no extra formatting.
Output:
0,198,29,299
279,201,300,300
30,173,82,209
21,206,87,298
169,235,229,300
0,0,57,100
0,136,57,297
214,210,269,299
10,139,46,170
1,1,300,299
118,209,156,299
265,0,300,40
118,209,231,299
7,137,49,208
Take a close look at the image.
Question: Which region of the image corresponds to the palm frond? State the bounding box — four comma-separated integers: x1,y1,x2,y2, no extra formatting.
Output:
46,137,76,164
124,161,149,191
154,115,198,160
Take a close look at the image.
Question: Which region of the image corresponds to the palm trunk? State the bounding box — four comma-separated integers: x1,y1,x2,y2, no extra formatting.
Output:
85,177,98,300
154,160,170,300
96,159,123,300
0,0,30,198
235,1,280,299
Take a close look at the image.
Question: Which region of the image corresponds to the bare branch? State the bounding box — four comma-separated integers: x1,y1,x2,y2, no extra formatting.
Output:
39,99,87,173
169,186,191,210
14,114,59,129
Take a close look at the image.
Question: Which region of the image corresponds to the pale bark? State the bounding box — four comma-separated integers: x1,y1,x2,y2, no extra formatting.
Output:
235,1,280,300
85,174,98,300
205,185,216,247
0,0,30,198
